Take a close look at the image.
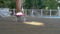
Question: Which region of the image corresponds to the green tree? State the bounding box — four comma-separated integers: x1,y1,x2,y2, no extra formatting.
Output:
23,0,42,9
0,0,16,8
42,0,58,9
23,0,32,9
23,0,58,9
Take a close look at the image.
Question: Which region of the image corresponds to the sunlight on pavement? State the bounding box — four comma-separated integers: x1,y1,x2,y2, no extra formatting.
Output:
23,21,45,26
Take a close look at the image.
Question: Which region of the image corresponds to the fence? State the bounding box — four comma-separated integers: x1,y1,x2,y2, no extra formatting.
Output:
9,9,16,16
23,9,59,17
9,9,60,17
0,9,60,22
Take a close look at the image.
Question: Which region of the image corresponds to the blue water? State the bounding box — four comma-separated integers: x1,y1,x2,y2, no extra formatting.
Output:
40,16,60,18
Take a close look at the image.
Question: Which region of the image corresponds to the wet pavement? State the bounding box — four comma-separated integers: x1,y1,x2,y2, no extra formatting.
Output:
0,17,60,34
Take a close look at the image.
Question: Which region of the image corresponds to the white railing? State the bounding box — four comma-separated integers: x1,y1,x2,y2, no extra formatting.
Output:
9,9,16,15
9,9,60,17
23,9,59,17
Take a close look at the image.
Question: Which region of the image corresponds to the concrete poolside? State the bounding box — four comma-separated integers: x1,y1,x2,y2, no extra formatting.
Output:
0,17,60,34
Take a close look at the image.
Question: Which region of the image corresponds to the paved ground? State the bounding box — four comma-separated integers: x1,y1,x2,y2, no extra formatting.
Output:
0,17,60,34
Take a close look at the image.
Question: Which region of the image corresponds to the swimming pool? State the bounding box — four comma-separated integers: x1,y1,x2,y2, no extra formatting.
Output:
39,16,60,18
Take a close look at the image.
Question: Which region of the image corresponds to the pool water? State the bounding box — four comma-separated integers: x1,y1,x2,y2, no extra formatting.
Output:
39,16,60,18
